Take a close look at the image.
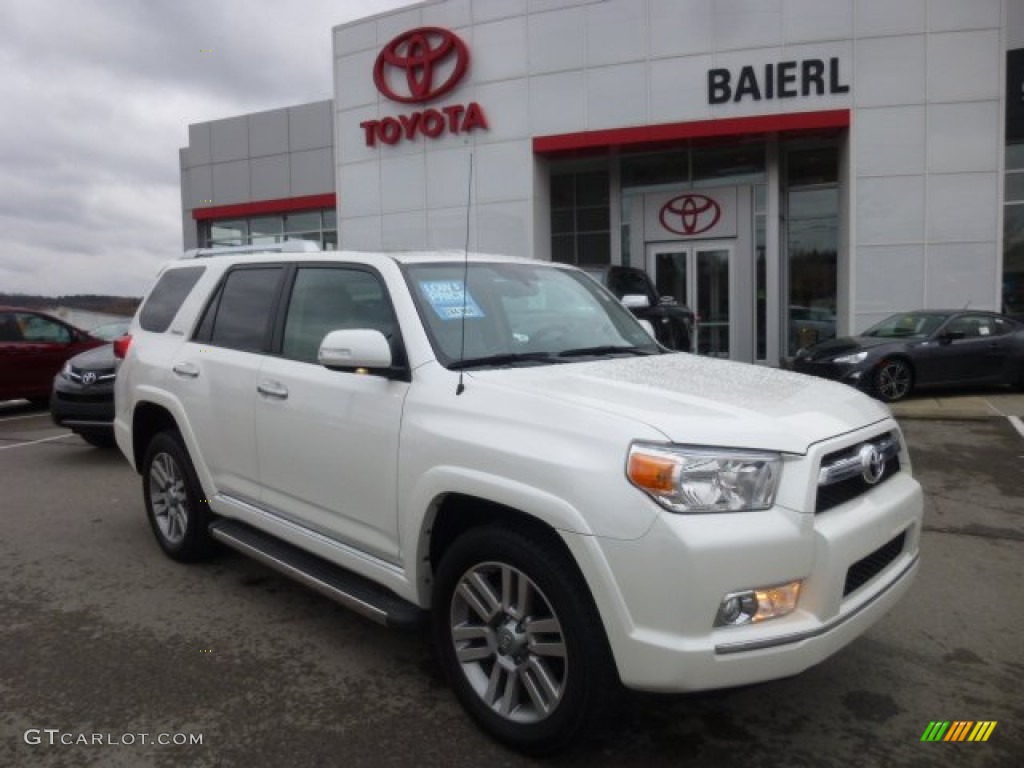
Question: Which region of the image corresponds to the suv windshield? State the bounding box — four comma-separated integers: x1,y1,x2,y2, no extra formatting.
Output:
405,262,660,367
862,312,950,339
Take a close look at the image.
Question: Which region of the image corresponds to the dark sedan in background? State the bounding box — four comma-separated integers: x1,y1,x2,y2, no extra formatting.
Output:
49,320,130,448
0,307,104,406
791,310,1024,402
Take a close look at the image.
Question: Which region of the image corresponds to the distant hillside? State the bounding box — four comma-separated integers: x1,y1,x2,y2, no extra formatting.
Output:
0,293,141,316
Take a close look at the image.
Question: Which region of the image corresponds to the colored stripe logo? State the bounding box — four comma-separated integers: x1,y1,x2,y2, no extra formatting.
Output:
921,721,997,742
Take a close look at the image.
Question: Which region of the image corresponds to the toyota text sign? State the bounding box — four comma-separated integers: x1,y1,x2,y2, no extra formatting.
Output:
361,27,489,147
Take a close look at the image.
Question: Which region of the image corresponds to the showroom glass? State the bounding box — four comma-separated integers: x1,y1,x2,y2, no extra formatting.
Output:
405,262,657,365
551,170,611,266
201,208,338,251
786,146,839,355
618,142,766,269
1004,141,1024,316
282,268,397,364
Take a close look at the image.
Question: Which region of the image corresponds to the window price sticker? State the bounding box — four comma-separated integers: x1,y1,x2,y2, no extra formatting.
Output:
420,280,485,321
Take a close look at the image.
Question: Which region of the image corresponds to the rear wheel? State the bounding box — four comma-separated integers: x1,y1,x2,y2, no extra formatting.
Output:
142,431,214,561
873,358,913,402
432,525,619,755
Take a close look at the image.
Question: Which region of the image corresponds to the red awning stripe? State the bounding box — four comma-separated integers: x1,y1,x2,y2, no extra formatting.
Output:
533,110,850,155
191,193,337,221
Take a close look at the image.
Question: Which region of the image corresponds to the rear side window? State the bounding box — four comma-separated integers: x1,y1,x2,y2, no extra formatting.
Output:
205,267,283,352
140,266,206,332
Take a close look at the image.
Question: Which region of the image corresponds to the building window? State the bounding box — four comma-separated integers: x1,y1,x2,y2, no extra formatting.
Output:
1005,142,1024,318
550,170,610,265
200,208,337,251
754,184,767,360
785,146,839,356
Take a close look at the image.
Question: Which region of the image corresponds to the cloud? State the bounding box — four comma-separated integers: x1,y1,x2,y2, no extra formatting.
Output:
0,0,418,297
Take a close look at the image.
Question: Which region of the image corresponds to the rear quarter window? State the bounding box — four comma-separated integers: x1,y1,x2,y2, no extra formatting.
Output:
139,266,206,332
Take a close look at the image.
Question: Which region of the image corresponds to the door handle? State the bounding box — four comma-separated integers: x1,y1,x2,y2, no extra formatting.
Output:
172,362,200,379
257,381,289,400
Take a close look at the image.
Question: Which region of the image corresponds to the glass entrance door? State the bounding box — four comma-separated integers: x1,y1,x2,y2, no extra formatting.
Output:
647,243,732,358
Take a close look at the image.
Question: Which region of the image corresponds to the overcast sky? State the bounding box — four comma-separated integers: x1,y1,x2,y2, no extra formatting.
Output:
0,0,418,298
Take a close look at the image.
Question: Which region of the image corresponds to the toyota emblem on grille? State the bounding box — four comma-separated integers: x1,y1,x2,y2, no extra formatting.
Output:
858,444,886,485
81,371,98,386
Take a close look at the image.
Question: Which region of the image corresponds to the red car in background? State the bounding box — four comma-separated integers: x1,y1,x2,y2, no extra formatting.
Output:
0,308,104,406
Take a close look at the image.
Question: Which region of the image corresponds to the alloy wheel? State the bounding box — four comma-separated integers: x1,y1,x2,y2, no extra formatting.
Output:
449,562,568,724
148,452,189,545
877,360,912,401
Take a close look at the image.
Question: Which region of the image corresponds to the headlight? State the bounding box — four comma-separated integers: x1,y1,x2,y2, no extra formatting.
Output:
833,351,868,364
627,443,781,513
61,360,73,378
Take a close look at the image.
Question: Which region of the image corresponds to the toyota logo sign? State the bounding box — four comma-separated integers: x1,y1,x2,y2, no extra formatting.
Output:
373,27,469,104
659,194,722,236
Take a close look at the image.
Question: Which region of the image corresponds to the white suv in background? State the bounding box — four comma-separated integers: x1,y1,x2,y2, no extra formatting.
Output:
114,243,922,753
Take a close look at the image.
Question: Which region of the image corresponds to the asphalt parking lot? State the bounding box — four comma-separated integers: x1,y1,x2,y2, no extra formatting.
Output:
1,401,1021,768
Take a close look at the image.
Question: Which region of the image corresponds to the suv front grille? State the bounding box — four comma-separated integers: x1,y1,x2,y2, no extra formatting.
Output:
844,530,906,597
815,432,901,514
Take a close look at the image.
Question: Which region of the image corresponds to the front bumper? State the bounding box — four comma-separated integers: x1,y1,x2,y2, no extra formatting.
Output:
563,424,923,693
50,377,115,430
791,358,872,391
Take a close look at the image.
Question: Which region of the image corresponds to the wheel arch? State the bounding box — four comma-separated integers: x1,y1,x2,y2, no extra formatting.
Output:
130,397,213,498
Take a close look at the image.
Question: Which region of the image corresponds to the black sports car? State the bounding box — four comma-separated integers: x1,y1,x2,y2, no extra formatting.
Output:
791,310,1024,402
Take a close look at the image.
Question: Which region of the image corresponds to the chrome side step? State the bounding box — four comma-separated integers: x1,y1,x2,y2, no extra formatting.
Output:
209,519,424,630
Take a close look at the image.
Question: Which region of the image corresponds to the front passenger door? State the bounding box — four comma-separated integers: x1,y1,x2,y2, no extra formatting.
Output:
255,265,408,562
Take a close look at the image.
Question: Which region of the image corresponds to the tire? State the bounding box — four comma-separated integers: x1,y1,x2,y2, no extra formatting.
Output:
78,430,115,449
873,358,914,402
141,431,214,562
27,396,50,409
432,525,619,755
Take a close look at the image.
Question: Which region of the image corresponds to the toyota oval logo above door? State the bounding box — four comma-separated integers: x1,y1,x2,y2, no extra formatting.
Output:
659,194,722,236
373,27,470,104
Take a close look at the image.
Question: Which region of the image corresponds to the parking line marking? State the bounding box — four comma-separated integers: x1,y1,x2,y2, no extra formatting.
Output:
1009,415,1024,441
0,412,51,423
0,434,73,451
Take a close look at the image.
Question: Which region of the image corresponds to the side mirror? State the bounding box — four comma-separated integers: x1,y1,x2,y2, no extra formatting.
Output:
621,294,651,310
939,330,965,345
319,329,392,372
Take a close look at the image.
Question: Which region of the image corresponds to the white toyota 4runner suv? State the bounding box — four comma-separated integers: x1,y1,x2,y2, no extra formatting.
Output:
114,243,922,753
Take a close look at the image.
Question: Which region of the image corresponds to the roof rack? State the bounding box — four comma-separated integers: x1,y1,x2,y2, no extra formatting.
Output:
181,241,321,259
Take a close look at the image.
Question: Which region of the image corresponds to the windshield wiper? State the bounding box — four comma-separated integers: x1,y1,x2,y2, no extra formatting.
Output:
557,345,655,358
447,352,562,370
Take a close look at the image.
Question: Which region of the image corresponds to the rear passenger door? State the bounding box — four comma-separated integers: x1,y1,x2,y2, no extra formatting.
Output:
255,265,408,562
182,265,286,504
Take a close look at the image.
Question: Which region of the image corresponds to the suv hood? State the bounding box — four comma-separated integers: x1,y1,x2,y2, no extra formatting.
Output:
472,354,889,454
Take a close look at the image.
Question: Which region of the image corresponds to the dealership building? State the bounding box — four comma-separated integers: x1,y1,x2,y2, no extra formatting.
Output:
179,0,1024,365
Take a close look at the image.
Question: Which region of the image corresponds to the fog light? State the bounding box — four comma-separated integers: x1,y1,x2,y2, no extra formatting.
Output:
715,580,802,627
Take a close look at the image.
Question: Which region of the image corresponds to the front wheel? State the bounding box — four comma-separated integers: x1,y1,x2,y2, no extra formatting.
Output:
142,431,214,562
432,526,619,755
873,358,913,402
